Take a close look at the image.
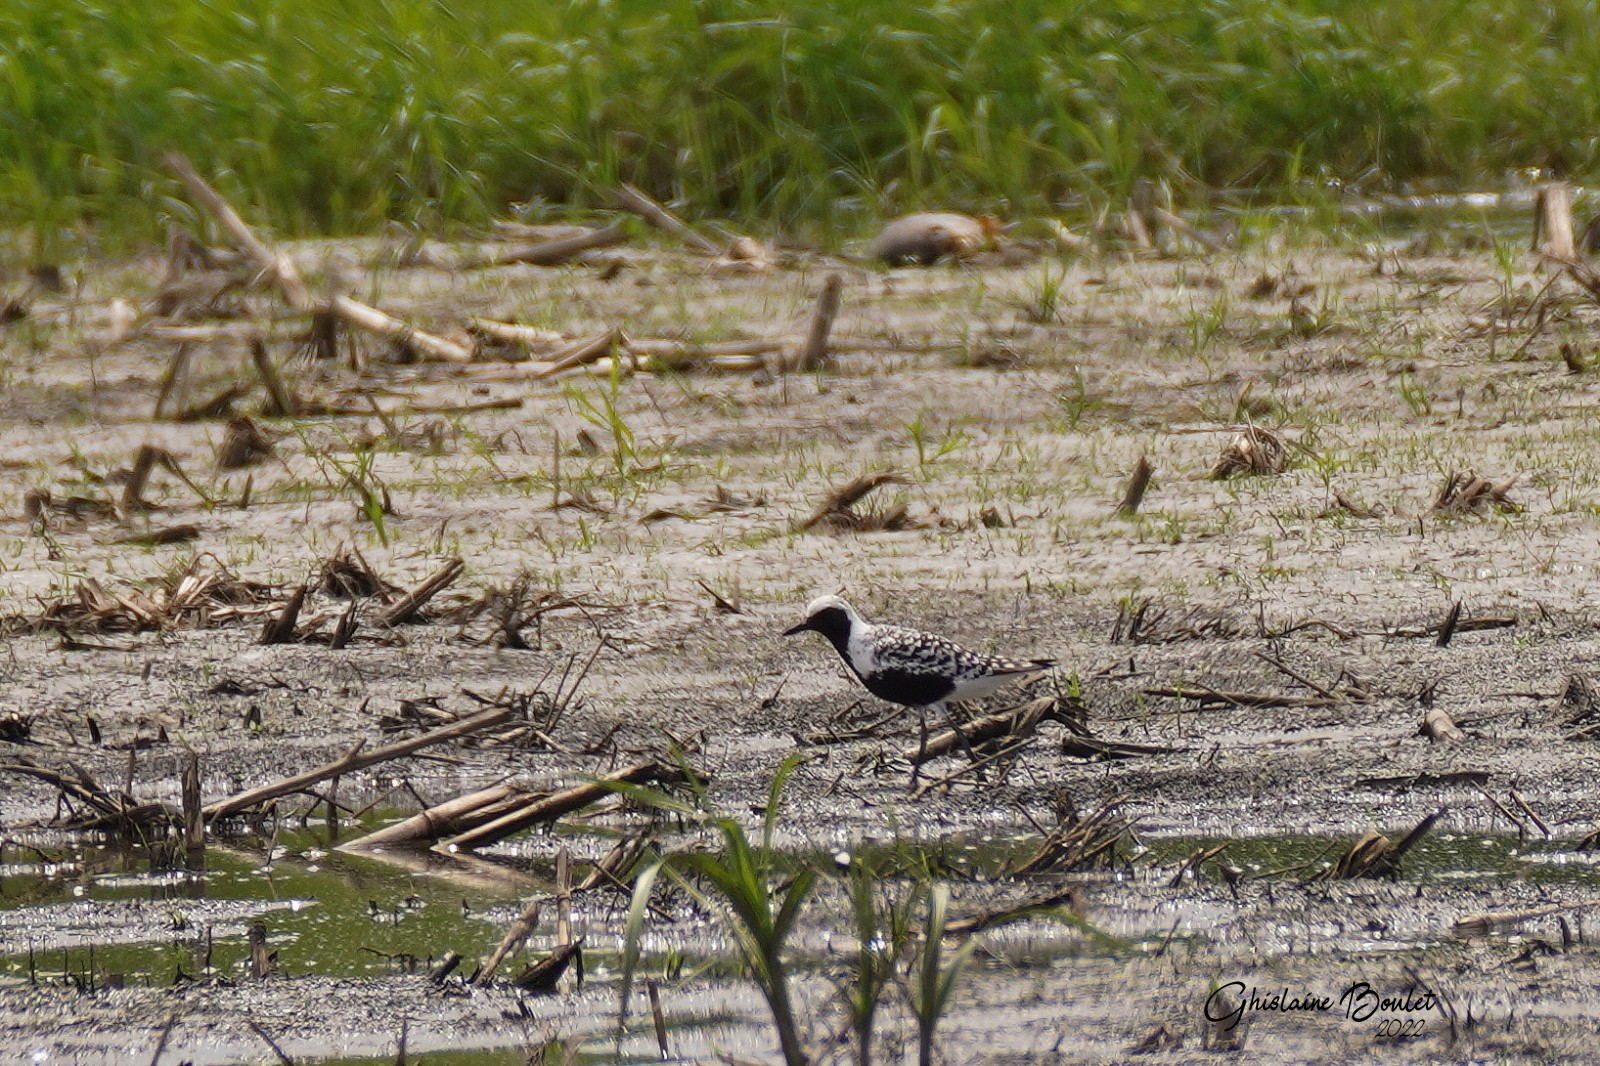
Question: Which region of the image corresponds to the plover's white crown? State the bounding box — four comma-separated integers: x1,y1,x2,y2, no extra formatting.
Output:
786,596,1055,709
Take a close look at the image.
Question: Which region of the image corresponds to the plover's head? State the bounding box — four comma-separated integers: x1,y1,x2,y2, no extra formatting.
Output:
783,595,859,642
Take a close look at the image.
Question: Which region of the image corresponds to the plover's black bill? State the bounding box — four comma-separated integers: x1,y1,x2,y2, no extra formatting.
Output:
782,620,811,636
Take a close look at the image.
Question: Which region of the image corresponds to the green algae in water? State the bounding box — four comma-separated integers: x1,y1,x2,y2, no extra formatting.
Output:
0,829,535,985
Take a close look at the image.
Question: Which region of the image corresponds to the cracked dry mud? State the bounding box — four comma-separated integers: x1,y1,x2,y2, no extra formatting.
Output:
4,227,1600,1063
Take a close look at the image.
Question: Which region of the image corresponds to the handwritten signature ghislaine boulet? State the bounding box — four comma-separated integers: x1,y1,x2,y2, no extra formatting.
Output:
1204,981,1439,1030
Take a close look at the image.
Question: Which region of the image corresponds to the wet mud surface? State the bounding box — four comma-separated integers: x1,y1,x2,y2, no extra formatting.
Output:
4,221,1600,1062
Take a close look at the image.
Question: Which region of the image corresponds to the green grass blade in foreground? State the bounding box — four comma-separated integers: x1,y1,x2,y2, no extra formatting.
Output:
912,883,976,1066
618,855,666,1026
615,760,813,1066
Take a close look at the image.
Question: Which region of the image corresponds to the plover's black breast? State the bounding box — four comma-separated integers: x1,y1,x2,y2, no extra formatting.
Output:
786,595,1055,711
861,625,1032,708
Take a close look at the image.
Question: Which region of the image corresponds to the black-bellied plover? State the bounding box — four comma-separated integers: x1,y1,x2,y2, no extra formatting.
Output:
783,596,1055,758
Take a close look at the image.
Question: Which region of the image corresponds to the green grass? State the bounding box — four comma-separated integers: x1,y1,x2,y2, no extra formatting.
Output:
3,0,1599,255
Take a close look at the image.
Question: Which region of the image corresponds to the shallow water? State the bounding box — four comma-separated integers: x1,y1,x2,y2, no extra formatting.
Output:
4,823,1596,986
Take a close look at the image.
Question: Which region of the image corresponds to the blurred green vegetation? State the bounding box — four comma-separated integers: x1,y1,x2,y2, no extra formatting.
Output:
2,0,1596,253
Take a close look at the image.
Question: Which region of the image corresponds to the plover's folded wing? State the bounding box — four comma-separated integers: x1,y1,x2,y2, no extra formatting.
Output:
982,655,1057,675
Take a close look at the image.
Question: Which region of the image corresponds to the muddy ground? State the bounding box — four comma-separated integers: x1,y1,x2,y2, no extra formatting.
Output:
5,215,1600,1062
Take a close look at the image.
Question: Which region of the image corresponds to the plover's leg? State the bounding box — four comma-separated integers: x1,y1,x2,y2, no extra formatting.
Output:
910,703,935,788
943,701,981,763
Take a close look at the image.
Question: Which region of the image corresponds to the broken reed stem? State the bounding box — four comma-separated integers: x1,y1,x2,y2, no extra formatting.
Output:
1510,789,1552,838
328,600,359,649
257,581,308,645
1453,897,1600,938
329,295,472,364
648,978,671,1059
531,330,622,379
792,273,844,372
1435,601,1462,648
202,706,512,823
475,899,541,986
120,444,161,517
797,470,907,532
1534,182,1577,261
442,761,673,851
556,846,572,946
903,698,1066,765
338,779,526,849
244,1019,296,1066
465,223,629,268
165,151,314,312
152,344,192,419
611,184,720,255
1148,205,1225,253
248,919,272,978
249,339,299,417
147,1011,182,1066
181,751,204,853
1117,455,1153,516
376,558,465,627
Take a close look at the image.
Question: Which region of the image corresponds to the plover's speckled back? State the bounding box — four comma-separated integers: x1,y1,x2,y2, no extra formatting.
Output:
783,595,1055,713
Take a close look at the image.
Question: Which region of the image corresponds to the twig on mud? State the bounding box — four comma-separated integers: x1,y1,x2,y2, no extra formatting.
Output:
611,184,721,256
786,273,844,373
329,294,472,364
441,761,688,851
376,558,465,627
1432,472,1520,516
1141,684,1340,710
245,1019,297,1066
152,343,192,420
1060,733,1184,759
120,444,205,518
1452,898,1600,938
1386,612,1517,640
203,707,513,823
147,1011,182,1066
1315,809,1444,881
1209,425,1288,479
902,697,1077,766
165,152,313,311
249,339,300,417
1116,455,1154,516
695,578,742,615
911,738,1031,799
1251,651,1345,702
1010,792,1136,876
459,223,629,269
797,470,912,532
1510,791,1551,842
944,886,1084,937
476,898,542,985
257,581,309,645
